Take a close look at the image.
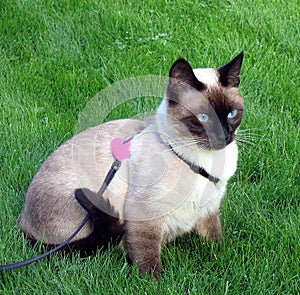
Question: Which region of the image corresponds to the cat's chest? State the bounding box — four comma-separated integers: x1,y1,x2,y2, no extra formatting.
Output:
162,177,227,242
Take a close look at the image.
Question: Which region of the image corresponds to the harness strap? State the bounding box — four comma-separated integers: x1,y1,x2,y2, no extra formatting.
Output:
168,144,220,184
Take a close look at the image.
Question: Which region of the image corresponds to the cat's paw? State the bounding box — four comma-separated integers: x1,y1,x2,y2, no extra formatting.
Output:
194,212,222,242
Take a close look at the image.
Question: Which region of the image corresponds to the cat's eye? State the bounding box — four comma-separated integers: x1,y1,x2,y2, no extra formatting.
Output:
197,113,209,122
228,109,238,119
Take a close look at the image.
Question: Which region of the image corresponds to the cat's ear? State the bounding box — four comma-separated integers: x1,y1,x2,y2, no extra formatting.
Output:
218,51,244,88
167,58,204,102
169,58,205,91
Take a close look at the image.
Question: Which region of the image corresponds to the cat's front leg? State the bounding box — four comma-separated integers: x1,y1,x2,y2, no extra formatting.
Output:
124,219,163,279
194,211,222,241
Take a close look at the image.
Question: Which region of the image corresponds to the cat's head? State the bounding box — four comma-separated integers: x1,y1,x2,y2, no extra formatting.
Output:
163,52,244,150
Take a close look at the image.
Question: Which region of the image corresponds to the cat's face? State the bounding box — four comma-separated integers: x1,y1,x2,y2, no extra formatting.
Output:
165,52,244,150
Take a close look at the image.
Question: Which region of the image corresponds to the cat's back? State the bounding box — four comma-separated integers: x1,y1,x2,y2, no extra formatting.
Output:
27,119,144,196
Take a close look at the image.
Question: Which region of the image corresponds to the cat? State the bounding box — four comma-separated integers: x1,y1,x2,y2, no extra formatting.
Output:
19,52,244,278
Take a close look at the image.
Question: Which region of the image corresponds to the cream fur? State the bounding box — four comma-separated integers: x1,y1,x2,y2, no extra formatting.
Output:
193,68,219,87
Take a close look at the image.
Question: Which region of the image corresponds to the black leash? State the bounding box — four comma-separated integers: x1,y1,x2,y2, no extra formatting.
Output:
0,213,90,272
0,159,123,273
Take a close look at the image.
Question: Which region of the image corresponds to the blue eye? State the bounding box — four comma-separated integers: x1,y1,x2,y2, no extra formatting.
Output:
197,113,209,122
228,109,238,119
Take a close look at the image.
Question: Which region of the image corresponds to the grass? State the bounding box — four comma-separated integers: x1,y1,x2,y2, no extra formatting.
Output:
0,0,299,294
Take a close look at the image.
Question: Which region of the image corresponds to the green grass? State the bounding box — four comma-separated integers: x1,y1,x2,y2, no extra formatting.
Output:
0,0,299,294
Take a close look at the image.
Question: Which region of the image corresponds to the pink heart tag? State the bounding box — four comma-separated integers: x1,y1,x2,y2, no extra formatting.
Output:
111,138,131,161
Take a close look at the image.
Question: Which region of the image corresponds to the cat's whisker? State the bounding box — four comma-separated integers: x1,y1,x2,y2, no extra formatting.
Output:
236,137,258,142
237,134,263,140
238,129,270,141
236,134,257,141
236,142,249,151
238,141,257,148
238,133,262,137
238,131,262,136
235,127,270,148
238,132,265,138
236,138,257,147
238,129,263,135
237,130,270,142
239,128,264,132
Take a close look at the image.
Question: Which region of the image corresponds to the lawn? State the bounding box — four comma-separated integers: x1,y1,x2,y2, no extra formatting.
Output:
0,0,299,294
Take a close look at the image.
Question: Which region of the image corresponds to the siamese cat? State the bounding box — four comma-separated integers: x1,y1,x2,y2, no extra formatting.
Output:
19,52,244,278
